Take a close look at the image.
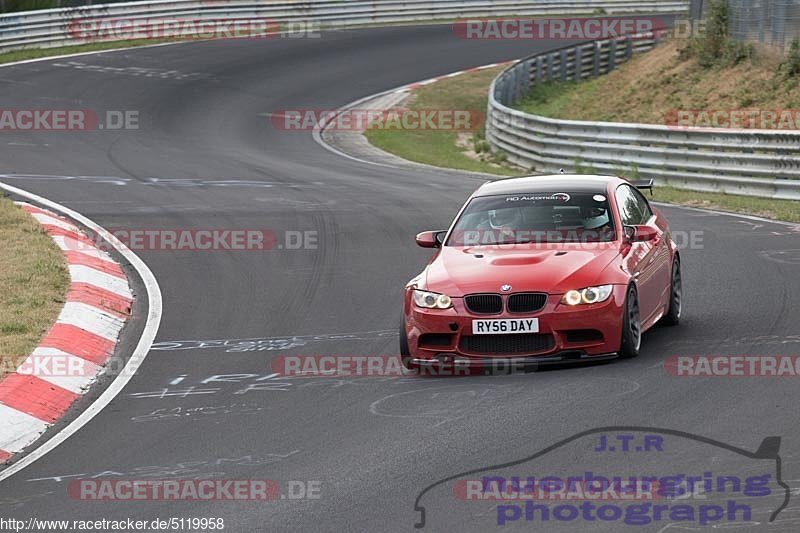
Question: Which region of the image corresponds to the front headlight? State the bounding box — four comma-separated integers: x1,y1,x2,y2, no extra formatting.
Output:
412,289,453,309
561,285,613,306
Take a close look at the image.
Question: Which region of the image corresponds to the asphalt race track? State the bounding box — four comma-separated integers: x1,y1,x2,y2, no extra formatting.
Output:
1,24,800,532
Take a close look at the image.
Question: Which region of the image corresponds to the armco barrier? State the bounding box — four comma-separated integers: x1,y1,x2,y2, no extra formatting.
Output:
487,33,800,200
0,0,688,53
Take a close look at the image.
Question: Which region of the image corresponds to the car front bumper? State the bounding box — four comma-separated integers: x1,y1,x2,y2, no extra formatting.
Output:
403,286,626,364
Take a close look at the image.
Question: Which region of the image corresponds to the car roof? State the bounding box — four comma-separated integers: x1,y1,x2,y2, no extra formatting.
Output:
473,174,625,197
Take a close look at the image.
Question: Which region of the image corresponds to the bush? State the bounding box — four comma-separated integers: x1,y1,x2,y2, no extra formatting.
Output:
489,150,508,164
781,38,800,78
473,139,491,153
680,0,754,68
696,0,729,66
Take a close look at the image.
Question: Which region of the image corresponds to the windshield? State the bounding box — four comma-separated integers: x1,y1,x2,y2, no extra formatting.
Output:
446,191,615,246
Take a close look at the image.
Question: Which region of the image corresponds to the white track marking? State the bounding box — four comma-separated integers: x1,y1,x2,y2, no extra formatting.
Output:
0,406,49,454
30,212,79,232
50,236,112,260
312,59,517,168
310,89,400,169
23,348,101,395
56,302,126,341
0,42,184,71
68,264,132,297
0,182,162,482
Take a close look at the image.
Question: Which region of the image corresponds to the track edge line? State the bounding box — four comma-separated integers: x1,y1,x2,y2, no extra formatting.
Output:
0,181,162,482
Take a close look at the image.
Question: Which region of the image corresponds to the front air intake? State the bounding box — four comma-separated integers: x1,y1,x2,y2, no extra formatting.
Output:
465,294,503,314
507,293,547,313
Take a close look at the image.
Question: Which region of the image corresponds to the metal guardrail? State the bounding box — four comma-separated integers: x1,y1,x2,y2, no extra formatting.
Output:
0,0,689,53
487,32,800,200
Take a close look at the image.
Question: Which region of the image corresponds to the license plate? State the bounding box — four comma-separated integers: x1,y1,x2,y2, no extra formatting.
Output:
471,318,539,335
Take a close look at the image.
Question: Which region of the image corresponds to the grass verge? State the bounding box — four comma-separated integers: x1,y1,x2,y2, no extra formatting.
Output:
363,57,800,224
513,39,800,124
0,39,176,66
0,196,69,378
652,186,800,223
364,66,519,175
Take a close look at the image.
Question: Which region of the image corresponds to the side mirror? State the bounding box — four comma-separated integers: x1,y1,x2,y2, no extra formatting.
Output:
416,230,446,248
625,225,659,242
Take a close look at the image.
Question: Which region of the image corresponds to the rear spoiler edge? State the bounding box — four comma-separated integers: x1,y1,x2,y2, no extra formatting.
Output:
633,178,654,196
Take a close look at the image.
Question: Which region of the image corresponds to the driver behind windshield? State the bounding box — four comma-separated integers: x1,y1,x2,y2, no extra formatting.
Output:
447,192,615,246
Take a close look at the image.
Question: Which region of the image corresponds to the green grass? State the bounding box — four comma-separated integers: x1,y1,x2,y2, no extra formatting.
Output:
653,186,800,223
365,66,520,176
515,79,612,120
0,196,69,377
512,39,800,124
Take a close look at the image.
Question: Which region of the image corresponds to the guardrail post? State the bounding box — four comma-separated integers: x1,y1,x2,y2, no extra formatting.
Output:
535,56,545,83
504,71,515,104
546,52,554,80
485,99,493,144
559,49,568,81
522,59,532,94
573,45,582,81
592,42,601,77
607,39,617,72
514,66,524,102
624,38,633,60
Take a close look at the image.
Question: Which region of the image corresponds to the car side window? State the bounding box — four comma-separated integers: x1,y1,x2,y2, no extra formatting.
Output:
614,185,644,226
631,187,653,223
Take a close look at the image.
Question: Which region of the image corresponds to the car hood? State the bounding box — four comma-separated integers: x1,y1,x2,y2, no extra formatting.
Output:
422,244,622,296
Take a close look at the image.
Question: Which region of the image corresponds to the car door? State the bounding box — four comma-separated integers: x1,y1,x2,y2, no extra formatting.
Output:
631,187,672,319
615,184,661,322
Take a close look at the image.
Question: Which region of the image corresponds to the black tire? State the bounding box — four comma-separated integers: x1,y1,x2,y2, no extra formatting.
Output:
619,285,642,359
660,258,682,326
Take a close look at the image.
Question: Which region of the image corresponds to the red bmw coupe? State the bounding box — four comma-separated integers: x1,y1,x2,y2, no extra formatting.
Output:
400,174,681,369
